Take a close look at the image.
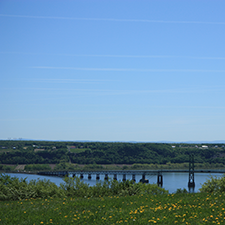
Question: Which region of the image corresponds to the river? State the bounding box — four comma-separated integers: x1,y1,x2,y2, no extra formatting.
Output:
4,172,224,193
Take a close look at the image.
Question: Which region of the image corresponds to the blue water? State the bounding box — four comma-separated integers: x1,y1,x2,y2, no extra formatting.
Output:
5,172,224,193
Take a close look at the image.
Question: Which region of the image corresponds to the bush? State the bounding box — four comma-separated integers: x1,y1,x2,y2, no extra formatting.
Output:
61,176,169,198
0,173,169,201
175,188,188,194
200,175,225,193
0,173,64,201
0,165,15,172
60,176,90,197
83,164,104,171
24,164,51,171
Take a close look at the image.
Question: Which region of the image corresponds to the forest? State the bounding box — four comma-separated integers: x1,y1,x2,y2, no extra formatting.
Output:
0,140,225,169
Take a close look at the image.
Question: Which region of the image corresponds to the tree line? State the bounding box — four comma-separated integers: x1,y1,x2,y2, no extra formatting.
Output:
0,140,225,165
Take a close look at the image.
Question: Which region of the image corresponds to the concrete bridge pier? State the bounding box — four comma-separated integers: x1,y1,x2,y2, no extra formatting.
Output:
88,174,91,180
96,174,100,180
80,174,84,179
123,174,126,182
132,174,136,182
157,173,163,187
114,174,117,180
140,174,149,183
104,174,108,180
72,174,76,178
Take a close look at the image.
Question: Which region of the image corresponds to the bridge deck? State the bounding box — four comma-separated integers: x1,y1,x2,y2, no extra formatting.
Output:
38,169,225,176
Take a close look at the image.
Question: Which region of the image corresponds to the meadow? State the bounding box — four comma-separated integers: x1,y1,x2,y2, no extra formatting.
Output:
1,192,225,224
1,174,225,224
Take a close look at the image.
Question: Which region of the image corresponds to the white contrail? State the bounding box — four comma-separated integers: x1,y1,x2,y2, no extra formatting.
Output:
1,14,225,25
30,66,225,73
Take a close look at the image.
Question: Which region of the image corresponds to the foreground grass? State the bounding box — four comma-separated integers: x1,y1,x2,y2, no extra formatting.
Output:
1,192,225,224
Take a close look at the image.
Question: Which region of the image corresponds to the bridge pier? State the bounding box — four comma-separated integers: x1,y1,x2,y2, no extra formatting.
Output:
63,172,69,177
140,174,149,183
157,173,163,187
114,174,117,180
88,174,91,180
96,174,100,180
132,174,136,182
80,174,84,179
73,174,76,177
188,154,195,188
104,174,108,180
123,174,126,182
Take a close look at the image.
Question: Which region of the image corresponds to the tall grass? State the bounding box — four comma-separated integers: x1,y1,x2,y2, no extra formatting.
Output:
1,191,225,224
0,173,168,201
1,174,225,224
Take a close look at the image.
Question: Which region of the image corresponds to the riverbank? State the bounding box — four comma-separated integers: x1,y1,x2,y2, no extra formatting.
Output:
1,162,225,173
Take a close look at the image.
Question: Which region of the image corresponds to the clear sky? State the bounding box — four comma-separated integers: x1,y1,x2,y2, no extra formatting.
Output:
1,0,225,142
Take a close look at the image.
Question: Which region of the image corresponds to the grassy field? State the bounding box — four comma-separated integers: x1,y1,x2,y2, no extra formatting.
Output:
0,192,225,224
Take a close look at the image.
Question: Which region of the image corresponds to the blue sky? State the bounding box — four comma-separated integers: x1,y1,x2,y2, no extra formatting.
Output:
1,0,225,142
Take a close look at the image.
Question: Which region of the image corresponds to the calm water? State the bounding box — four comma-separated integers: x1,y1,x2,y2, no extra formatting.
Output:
5,172,224,193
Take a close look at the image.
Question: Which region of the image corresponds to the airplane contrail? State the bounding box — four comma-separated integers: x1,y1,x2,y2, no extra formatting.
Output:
30,66,225,73
1,14,225,25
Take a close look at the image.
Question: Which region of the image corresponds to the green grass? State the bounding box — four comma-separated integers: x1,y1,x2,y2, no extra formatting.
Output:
1,192,225,224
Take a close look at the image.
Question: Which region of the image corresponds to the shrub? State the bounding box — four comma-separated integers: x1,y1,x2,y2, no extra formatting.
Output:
0,173,169,201
61,176,168,197
175,188,188,194
199,175,225,193
24,164,51,171
60,176,90,197
0,173,64,201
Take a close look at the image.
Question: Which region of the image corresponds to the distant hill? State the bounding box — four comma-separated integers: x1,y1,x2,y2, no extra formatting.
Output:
1,138,225,144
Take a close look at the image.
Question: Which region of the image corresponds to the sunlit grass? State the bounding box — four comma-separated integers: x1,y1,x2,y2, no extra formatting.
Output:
1,192,225,224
